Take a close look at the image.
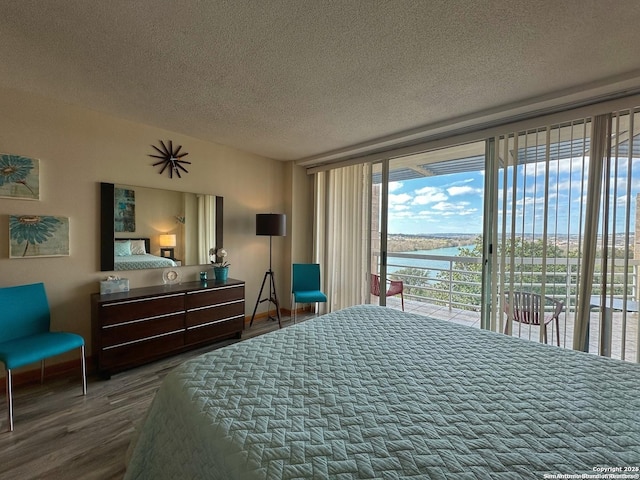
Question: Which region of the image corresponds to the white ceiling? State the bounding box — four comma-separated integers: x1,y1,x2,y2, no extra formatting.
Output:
2,1,640,165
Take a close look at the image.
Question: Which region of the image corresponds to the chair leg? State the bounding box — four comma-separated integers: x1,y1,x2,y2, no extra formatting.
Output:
4,349,87,433
293,302,297,324
555,319,560,347
6,369,13,432
400,292,405,312
81,345,87,396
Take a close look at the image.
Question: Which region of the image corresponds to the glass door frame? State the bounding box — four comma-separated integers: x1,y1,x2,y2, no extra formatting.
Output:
369,160,390,307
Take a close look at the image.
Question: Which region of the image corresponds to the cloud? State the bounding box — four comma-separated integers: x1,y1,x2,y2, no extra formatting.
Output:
388,181,403,192
447,185,482,196
392,210,415,218
444,178,475,187
414,186,442,195
389,193,412,206
431,201,448,210
391,204,411,212
431,201,476,216
412,186,447,205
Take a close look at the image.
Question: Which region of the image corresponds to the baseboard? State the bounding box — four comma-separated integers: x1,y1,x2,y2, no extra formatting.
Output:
1,356,92,388
244,306,310,325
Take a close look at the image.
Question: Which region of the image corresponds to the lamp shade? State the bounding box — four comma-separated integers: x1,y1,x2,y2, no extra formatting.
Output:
159,234,177,247
256,214,286,236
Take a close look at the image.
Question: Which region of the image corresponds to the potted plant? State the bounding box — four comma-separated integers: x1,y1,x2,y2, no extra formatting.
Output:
210,248,230,282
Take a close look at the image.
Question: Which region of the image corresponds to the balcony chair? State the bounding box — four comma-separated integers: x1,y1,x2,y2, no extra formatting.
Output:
0,283,86,431
503,291,564,346
371,274,405,311
292,264,327,323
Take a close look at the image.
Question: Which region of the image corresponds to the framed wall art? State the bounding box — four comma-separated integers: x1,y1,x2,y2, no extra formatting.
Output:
9,215,70,258
0,154,40,200
114,187,135,232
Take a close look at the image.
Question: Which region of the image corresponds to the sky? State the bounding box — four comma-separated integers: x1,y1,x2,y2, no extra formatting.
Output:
387,173,484,234
384,157,640,236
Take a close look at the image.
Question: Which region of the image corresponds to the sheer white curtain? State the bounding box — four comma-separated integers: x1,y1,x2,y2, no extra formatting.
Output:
197,194,216,265
313,163,371,313
573,114,610,351
491,109,640,361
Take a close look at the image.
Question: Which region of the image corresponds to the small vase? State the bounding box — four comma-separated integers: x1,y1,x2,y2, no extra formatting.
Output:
214,266,229,282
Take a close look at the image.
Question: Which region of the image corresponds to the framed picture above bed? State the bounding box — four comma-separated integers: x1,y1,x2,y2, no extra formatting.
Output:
114,187,135,232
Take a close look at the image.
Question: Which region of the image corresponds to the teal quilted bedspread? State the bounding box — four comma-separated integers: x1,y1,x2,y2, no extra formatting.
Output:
125,305,640,479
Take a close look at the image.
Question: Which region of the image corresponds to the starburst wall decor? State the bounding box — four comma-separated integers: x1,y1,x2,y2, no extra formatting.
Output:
148,140,190,179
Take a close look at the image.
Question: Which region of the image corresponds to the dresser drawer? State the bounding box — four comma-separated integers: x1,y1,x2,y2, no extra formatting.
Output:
92,280,245,376
185,316,244,345
100,312,185,348
100,331,184,370
99,293,184,326
185,300,244,328
185,285,244,310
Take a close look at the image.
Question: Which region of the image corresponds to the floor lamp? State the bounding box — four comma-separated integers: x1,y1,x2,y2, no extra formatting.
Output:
250,213,286,328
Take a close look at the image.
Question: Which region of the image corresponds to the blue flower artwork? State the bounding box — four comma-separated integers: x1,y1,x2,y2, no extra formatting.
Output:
114,188,136,232
0,154,40,200
9,215,70,258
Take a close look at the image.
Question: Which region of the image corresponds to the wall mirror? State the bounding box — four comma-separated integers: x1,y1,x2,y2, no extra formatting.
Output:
100,182,223,271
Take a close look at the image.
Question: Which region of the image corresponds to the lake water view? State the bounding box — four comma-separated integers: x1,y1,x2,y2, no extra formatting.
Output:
386,244,475,274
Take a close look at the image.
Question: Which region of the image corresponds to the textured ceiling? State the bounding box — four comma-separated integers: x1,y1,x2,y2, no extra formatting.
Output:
2,1,640,163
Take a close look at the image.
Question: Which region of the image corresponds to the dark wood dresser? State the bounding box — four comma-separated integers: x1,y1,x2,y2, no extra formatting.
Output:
91,279,245,377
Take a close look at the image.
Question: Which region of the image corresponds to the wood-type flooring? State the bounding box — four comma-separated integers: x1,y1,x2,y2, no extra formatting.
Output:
0,315,304,480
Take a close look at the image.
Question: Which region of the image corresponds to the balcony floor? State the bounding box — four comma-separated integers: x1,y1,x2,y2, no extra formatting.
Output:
379,296,639,363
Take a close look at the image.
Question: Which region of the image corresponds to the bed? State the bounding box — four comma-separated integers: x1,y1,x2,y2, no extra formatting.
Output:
114,238,177,270
124,305,640,479
114,253,177,270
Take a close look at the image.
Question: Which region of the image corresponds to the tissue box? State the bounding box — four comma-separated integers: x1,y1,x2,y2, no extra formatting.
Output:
100,278,130,295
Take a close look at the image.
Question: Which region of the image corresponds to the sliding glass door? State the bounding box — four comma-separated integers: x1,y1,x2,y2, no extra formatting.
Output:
370,141,487,321
490,120,593,347
490,109,640,361
368,105,640,362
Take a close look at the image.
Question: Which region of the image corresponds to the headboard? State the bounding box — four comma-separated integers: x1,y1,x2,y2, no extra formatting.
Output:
116,237,151,254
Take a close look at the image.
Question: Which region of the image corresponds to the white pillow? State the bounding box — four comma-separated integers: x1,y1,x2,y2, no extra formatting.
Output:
114,240,132,257
130,239,147,255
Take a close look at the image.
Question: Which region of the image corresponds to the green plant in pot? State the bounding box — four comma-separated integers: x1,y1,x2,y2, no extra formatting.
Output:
210,248,230,282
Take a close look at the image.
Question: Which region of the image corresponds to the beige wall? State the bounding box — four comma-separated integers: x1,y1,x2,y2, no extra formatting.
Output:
0,87,310,362
283,162,314,309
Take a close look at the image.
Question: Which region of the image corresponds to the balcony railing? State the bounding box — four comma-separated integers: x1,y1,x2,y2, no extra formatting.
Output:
380,252,640,362
385,252,640,312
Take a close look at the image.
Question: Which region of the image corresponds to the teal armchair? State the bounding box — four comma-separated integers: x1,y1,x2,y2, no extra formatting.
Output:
0,283,86,431
291,264,327,323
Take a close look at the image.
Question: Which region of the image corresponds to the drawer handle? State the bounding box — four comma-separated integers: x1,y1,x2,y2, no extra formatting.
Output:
102,312,183,329
186,299,243,312
187,285,242,294
102,293,183,307
187,315,243,330
103,329,184,350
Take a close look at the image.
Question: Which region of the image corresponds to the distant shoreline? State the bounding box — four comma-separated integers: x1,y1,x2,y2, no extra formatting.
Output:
386,232,634,254
387,234,479,253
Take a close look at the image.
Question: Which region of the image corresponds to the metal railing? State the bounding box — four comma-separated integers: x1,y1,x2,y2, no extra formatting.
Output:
379,252,640,363
384,252,640,312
